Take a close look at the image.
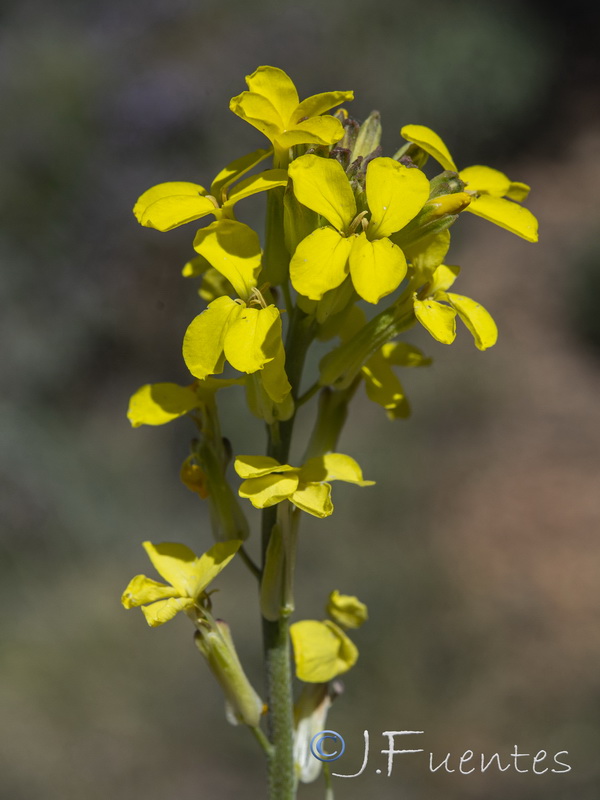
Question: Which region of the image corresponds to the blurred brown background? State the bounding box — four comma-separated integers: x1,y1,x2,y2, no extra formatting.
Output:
1,1,599,798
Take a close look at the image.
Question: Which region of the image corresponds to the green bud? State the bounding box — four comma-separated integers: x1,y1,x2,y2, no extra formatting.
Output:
334,110,360,152
283,185,318,255
245,373,294,425
260,515,296,621
351,111,382,162
392,141,430,169
428,170,466,199
195,621,264,728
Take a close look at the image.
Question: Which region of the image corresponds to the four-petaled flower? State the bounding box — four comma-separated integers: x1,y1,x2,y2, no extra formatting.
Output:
413,263,498,349
181,220,291,408
121,540,241,626
289,154,430,304
234,453,374,518
401,124,538,242
133,148,287,232
229,66,353,161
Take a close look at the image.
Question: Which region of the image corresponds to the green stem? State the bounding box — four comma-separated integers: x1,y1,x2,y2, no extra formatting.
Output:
239,545,261,581
323,764,335,800
252,724,275,759
303,379,361,462
261,301,315,800
296,381,320,408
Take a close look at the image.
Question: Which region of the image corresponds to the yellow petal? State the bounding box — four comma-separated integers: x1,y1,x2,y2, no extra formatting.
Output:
198,267,235,303
222,169,289,210
245,370,293,424
127,383,200,427
133,182,216,231
446,292,498,350
193,540,243,596
223,305,281,373
458,165,511,197
349,233,407,304
182,254,211,278
142,541,200,597
182,296,243,379
239,473,300,509
193,220,261,300
142,540,240,599
299,454,374,486
381,342,432,367
290,227,352,300
260,339,292,403
428,263,460,294
290,482,333,518
141,597,194,627
400,124,457,172
234,455,296,479
228,90,283,141
277,116,345,149
366,157,430,238
414,297,457,344
244,66,300,127
362,351,410,420
327,590,368,629
290,620,358,683
121,575,179,608
506,181,530,202
293,90,354,122
288,154,356,232
466,195,538,242
210,147,272,200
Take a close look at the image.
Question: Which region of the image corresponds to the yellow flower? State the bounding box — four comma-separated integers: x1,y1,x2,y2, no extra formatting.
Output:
179,220,291,406
413,263,498,349
400,124,538,242
121,540,241,627
133,148,287,232
326,590,368,629
289,154,430,303
234,453,374,518
229,66,352,160
290,619,358,682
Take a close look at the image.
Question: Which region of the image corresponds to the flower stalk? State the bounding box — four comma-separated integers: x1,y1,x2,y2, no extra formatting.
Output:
121,64,538,800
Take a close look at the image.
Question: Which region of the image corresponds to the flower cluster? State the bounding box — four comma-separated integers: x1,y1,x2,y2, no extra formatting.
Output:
122,64,538,793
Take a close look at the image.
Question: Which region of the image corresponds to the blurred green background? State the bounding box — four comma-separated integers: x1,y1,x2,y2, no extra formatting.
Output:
2,0,600,798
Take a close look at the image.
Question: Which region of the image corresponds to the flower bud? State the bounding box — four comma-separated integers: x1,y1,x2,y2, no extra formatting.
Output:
392,141,430,168
351,111,382,162
194,621,264,728
260,518,296,621
196,441,250,541
180,459,209,499
283,185,318,255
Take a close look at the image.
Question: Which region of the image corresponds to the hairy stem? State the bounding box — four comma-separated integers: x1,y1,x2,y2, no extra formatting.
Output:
262,300,315,800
